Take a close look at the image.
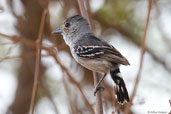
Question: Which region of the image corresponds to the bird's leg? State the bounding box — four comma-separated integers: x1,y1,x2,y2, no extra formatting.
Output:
93,73,106,96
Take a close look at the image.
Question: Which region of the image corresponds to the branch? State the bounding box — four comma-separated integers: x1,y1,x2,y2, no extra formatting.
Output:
29,9,48,114
0,3,94,114
77,0,103,114
40,81,59,114
0,17,93,113
0,33,50,50
0,52,35,62
124,0,153,113
77,0,90,25
50,51,95,114
169,99,171,114
63,76,78,114
93,72,104,114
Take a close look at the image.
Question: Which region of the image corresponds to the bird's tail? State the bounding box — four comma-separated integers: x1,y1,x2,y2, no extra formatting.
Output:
110,68,129,104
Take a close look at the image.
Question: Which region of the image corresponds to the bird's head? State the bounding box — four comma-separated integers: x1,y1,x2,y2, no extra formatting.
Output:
53,15,91,46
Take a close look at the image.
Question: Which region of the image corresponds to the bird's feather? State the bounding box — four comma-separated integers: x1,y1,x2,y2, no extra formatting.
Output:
74,35,130,65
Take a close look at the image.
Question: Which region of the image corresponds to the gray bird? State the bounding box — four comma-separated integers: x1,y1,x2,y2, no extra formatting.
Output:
53,15,130,104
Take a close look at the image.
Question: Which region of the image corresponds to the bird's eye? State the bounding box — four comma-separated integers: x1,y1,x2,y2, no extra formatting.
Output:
65,23,71,27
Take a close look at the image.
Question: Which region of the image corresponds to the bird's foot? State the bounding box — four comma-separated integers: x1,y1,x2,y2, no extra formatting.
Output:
93,86,105,96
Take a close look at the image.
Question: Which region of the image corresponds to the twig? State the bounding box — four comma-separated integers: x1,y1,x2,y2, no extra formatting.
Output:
0,33,50,50
124,0,153,113
169,100,171,114
169,99,171,114
0,13,93,113
40,80,59,114
51,52,95,114
29,9,48,114
93,72,104,114
94,15,171,74
62,75,78,114
0,52,35,62
77,0,103,114
77,0,90,25
0,33,67,57
0,5,94,114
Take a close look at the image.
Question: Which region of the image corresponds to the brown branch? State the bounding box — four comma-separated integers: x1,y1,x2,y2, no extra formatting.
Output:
0,33,35,48
169,99,171,114
50,51,95,114
30,9,48,114
0,33,59,58
77,0,103,114
40,80,59,114
0,42,15,45
93,14,171,74
0,18,93,113
124,0,153,113
77,0,90,25
0,52,35,62
0,33,50,51
63,76,78,114
93,72,104,114
0,5,94,113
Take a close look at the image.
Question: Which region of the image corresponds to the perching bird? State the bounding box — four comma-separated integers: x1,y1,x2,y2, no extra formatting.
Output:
53,15,130,104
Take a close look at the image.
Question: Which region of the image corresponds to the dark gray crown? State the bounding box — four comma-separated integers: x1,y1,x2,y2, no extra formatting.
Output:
65,15,87,24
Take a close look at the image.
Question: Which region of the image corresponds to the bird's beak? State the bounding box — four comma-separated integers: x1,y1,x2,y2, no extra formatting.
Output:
52,28,62,34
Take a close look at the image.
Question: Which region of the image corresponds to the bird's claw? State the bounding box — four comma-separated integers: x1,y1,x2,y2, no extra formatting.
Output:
93,86,105,96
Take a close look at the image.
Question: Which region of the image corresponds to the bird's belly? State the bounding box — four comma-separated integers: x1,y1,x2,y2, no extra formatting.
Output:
78,58,111,73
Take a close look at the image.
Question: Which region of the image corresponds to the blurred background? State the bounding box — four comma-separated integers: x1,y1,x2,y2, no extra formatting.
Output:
0,0,171,114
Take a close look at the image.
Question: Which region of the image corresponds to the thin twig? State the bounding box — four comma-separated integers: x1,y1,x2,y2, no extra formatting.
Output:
40,81,59,114
93,14,171,74
169,99,171,114
62,75,78,114
93,72,104,114
0,33,67,57
77,0,90,25
0,18,93,113
0,52,35,62
77,0,103,114
124,0,153,113
29,9,48,114
0,33,50,50
0,5,94,114
51,51,95,114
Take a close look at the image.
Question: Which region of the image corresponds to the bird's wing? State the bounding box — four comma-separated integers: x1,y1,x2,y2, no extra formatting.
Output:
74,44,130,65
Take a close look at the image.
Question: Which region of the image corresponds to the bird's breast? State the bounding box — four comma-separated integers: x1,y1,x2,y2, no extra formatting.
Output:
71,47,112,73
